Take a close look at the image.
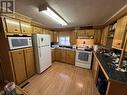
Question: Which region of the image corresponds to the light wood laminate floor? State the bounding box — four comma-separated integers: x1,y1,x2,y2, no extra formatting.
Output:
23,62,99,95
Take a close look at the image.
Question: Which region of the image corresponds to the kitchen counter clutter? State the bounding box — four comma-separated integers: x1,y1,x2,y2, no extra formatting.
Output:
92,52,127,95
95,52,127,84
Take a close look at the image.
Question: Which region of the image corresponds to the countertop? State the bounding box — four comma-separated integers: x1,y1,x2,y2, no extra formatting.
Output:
51,47,76,51
51,47,93,52
95,52,127,84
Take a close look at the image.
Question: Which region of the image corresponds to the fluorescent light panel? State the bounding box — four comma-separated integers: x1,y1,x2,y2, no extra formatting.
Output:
42,7,67,26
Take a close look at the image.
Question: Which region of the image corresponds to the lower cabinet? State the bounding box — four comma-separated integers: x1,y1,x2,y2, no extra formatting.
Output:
51,49,55,63
10,50,27,84
24,48,35,78
54,49,61,62
53,48,76,65
10,48,35,84
61,49,66,63
92,54,99,84
66,50,75,65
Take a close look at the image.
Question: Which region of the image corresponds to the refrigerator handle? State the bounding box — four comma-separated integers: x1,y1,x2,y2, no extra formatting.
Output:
39,47,41,57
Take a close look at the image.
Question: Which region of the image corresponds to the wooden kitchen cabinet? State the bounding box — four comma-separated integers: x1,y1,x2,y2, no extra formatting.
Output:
61,49,67,63
51,49,55,62
70,31,77,45
112,15,127,49
4,17,21,34
53,32,59,43
54,49,75,65
76,30,86,38
10,50,27,84
66,50,75,65
101,26,109,46
94,29,102,44
92,54,99,84
54,49,61,61
24,48,35,78
86,29,95,36
32,26,42,34
21,22,32,34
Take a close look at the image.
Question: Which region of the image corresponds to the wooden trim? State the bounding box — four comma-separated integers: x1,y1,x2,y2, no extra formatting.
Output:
105,4,127,25
119,30,127,67
93,52,109,80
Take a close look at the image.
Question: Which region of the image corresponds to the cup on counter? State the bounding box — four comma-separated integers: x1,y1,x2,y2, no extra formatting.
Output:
4,82,16,95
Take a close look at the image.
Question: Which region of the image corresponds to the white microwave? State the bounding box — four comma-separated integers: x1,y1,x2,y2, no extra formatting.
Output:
8,37,32,50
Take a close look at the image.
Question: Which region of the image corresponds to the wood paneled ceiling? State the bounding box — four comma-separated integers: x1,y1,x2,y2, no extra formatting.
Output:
15,0,127,28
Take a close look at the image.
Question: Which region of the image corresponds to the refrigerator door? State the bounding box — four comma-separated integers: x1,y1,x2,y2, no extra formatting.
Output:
36,34,50,47
37,46,51,73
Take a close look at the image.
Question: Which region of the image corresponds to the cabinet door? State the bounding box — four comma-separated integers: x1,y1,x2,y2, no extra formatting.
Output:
66,50,75,65
32,26,42,34
24,48,35,78
61,49,66,63
112,15,127,49
77,30,85,37
5,17,21,34
54,49,61,61
21,22,32,34
101,26,109,46
94,29,102,44
51,49,55,62
53,32,58,43
86,30,95,36
70,31,77,45
92,54,99,84
10,50,27,84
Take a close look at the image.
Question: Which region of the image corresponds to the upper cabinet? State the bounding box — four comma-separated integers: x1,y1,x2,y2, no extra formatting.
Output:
53,32,59,43
112,15,127,49
70,31,77,45
94,29,102,44
76,30,85,37
86,29,95,36
21,22,32,34
4,17,21,34
101,26,109,46
32,26,42,34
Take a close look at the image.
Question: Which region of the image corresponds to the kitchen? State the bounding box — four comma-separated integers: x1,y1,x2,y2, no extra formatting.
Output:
0,0,127,95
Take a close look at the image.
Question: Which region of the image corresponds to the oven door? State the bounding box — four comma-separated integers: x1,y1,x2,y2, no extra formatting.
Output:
76,50,92,63
8,37,32,50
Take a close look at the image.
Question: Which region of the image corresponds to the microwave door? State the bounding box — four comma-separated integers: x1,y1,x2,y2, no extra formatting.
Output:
8,37,32,50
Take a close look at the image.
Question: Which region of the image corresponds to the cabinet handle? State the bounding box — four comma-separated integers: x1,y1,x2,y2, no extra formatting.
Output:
15,29,18,31
117,43,120,45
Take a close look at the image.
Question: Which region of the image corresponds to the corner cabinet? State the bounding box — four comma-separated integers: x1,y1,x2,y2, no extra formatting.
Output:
10,50,27,84
24,48,35,78
112,15,127,49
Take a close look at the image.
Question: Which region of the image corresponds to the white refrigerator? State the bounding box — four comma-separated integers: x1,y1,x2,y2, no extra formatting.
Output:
33,34,52,74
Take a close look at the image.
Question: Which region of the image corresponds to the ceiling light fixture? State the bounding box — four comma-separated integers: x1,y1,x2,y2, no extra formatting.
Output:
40,7,68,26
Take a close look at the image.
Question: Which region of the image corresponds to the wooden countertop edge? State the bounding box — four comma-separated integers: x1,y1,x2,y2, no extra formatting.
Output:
93,52,127,85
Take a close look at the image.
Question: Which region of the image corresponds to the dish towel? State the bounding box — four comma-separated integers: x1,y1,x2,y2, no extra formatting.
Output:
78,52,89,61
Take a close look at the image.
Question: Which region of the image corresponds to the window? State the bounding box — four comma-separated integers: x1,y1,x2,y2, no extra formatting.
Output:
59,36,70,46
